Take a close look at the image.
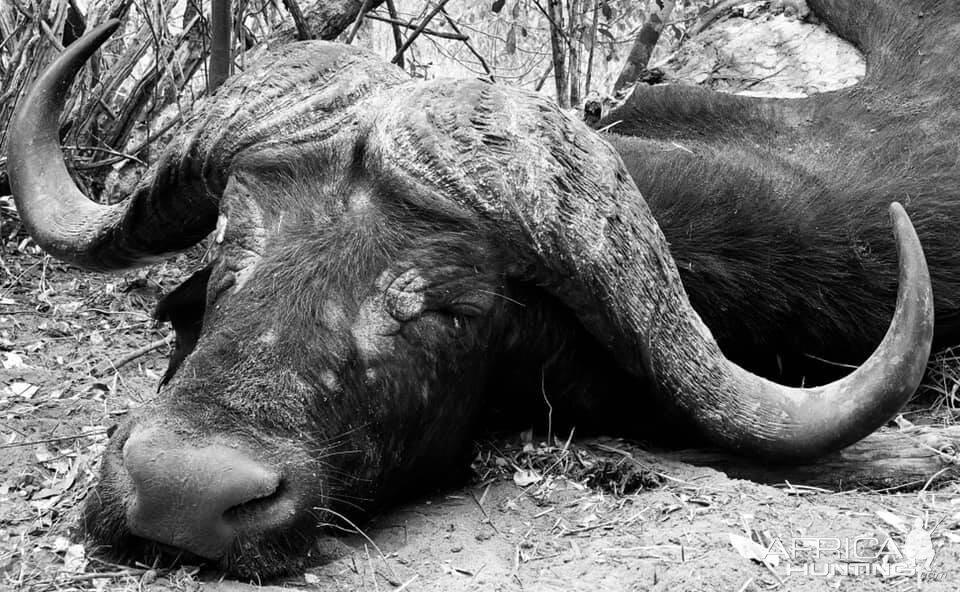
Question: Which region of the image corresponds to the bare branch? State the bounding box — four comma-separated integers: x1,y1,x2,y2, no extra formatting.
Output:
567,0,582,105
281,0,312,40
547,0,568,107
440,9,494,81
534,62,554,92
365,13,466,40
390,0,455,65
344,0,375,44
383,0,405,68
584,0,599,96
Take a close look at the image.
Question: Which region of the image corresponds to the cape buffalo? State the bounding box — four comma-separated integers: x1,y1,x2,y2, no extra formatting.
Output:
6,0,953,578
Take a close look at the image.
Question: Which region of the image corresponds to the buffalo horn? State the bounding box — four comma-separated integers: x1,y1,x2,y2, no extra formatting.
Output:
7,20,218,270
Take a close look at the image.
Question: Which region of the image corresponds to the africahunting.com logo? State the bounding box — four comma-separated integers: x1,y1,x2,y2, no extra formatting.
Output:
762,536,927,577
729,530,943,580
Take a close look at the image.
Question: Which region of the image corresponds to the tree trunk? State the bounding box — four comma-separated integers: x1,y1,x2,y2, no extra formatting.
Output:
612,0,675,94
583,0,600,97
209,0,233,91
302,0,386,40
548,0,568,108
567,0,582,106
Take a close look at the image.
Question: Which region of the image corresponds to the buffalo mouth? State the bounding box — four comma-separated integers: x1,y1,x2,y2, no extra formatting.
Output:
81,518,321,579
81,420,335,579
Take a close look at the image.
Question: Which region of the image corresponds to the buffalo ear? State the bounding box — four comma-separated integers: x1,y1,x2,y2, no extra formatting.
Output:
155,266,212,386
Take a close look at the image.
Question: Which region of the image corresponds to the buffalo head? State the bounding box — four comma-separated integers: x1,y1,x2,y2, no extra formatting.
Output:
7,21,933,577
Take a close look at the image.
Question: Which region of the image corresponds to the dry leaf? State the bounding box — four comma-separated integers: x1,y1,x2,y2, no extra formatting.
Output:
63,543,86,573
893,414,914,429
729,533,779,567
513,469,542,487
2,352,25,369
875,510,909,533
8,382,38,398
903,519,935,569
51,536,71,552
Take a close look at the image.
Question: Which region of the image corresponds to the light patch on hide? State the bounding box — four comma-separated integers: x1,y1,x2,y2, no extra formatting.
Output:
322,300,349,330
258,329,277,345
233,262,258,293
320,370,341,393
214,213,228,244
218,179,267,295
351,293,400,362
364,368,378,385
291,373,314,398
386,269,427,322
348,188,374,212
351,268,431,362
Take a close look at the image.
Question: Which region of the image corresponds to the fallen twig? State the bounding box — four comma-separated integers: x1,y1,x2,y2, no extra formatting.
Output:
0,429,110,449
96,333,173,376
392,575,419,591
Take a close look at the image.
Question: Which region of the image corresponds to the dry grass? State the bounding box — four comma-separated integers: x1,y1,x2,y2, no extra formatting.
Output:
919,347,960,421
0,243,204,591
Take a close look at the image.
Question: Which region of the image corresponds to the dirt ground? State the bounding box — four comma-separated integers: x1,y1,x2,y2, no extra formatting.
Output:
2,232,960,592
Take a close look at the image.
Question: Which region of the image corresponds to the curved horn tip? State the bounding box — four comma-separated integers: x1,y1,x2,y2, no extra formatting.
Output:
6,18,125,269
694,198,934,462
889,201,908,226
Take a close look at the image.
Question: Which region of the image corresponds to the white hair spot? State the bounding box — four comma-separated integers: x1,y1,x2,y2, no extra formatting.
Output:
320,370,341,393
351,294,399,362
233,262,258,292
214,213,228,244
322,300,349,330
348,189,374,212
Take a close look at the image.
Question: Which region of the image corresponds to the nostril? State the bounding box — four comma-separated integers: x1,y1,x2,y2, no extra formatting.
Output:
224,478,286,521
121,428,283,559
